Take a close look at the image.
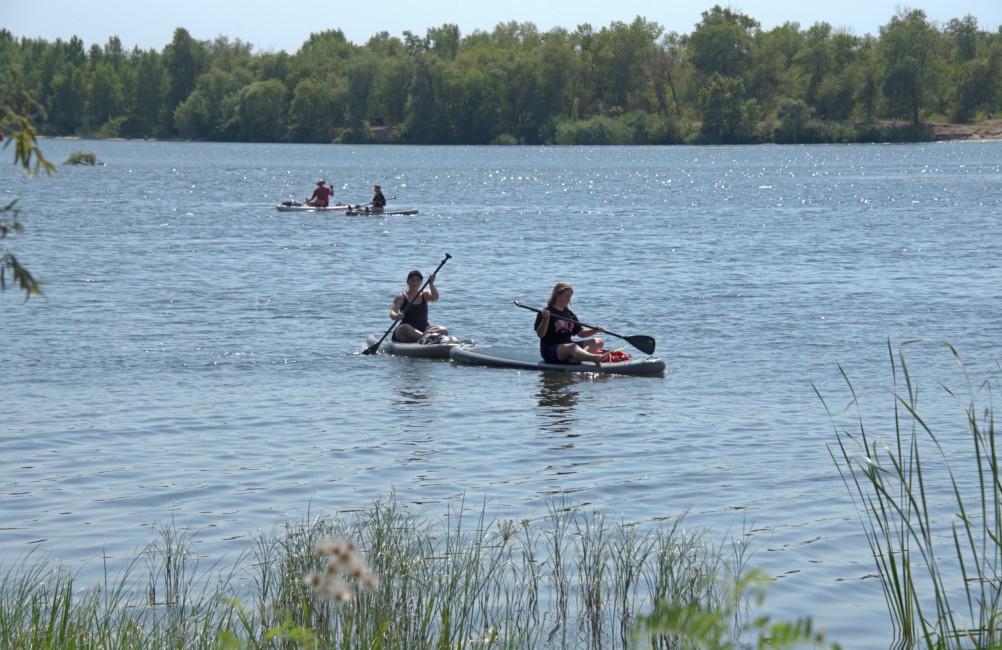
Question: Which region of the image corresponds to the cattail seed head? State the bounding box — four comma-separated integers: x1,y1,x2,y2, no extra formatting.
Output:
332,582,353,603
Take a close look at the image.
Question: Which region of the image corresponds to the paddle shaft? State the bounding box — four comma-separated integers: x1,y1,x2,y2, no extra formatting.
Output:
513,300,656,354
363,253,451,355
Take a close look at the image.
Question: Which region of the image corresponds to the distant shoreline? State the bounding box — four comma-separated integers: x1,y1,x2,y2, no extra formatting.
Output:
37,118,1002,144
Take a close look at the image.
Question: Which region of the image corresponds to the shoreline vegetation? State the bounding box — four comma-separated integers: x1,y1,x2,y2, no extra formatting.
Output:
3,6,1000,146
4,342,1002,649
40,117,1002,144
0,495,836,650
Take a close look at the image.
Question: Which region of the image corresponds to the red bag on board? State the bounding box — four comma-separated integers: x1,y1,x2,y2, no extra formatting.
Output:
596,349,631,363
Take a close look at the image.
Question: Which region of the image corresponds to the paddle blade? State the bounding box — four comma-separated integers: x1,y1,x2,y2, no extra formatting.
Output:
626,335,656,355
362,333,389,355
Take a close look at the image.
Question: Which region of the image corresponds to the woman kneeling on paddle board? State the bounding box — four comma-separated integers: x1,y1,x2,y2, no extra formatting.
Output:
390,269,450,343
535,282,610,364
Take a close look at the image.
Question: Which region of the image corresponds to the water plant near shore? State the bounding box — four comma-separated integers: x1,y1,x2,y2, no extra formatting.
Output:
0,493,838,648
823,340,1002,649
63,151,101,165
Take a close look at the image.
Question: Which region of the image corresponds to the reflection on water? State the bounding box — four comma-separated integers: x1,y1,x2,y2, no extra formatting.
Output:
385,359,438,457
389,359,438,407
536,372,583,435
392,388,431,404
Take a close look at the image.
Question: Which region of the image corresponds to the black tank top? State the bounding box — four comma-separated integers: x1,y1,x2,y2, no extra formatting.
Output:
400,293,429,330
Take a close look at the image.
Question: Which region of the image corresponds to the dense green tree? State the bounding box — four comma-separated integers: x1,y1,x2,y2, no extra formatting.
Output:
402,54,454,143
288,78,342,142
344,53,380,139
290,29,357,88
535,27,578,125
370,55,414,128
172,91,211,139
749,22,806,115
698,72,760,142
648,32,684,117
85,61,122,130
461,22,543,142
878,9,943,124
794,23,835,107
950,54,999,122
852,36,882,121
944,15,981,62
944,16,999,121
46,65,85,134
426,24,462,60
585,18,662,113
256,51,291,82
237,79,287,141
130,50,167,137
774,97,811,142
173,66,249,140
364,32,407,58
687,5,759,80
162,28,208,133
4,10,1001,145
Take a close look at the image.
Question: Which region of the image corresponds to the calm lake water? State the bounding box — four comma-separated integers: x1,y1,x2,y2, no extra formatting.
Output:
3,139,1001,647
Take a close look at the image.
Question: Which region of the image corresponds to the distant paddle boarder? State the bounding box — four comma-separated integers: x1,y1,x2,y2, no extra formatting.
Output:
370,184,387,211
305,179,334,207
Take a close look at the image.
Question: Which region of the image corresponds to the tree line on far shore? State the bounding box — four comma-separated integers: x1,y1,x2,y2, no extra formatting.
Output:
2,5,1000,145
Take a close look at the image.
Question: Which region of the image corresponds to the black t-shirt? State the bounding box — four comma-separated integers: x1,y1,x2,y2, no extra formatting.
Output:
534,306,581,359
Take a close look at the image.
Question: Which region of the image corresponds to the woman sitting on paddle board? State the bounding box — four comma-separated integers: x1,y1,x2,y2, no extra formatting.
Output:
535,282,609,364
390,269,450,343
371,184,387,210
306,179,334,207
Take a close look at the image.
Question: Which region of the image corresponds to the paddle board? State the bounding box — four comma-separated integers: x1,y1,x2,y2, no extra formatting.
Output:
346,208,420,216
449,345,665,376
276,203,350,212
365,334,462,359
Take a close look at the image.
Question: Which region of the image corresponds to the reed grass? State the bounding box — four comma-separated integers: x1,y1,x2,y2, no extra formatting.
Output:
822,340,1002,649
63,151,100,165
0,493,836,649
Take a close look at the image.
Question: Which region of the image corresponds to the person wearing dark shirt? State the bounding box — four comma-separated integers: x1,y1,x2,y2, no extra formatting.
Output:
371,184,387,210
390,269,450,343
534,282,608,364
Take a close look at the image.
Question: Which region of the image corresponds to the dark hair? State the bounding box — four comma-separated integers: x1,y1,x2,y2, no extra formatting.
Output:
407,270,423,280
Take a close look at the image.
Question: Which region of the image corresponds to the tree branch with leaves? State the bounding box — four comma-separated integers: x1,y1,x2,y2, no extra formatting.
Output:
1,67,55,300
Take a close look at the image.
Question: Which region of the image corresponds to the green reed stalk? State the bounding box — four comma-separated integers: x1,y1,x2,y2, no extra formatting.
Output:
1,491,816,649
822,340,1002,649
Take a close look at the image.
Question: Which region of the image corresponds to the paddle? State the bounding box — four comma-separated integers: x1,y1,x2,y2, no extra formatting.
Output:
363,253,452,355
513,300,656,355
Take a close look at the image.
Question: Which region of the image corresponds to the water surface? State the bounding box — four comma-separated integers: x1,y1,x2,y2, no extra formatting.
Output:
3,140,1002,648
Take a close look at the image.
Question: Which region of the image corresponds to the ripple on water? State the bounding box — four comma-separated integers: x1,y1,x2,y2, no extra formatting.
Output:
4,141,1001,649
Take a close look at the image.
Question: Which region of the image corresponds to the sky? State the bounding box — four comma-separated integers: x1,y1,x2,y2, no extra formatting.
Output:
3,0,1001,54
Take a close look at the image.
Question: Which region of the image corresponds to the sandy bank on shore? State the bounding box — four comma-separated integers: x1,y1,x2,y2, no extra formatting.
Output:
931,118,1002,141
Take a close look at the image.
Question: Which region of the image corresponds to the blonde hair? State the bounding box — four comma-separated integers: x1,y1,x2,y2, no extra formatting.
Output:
546,282,573,307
